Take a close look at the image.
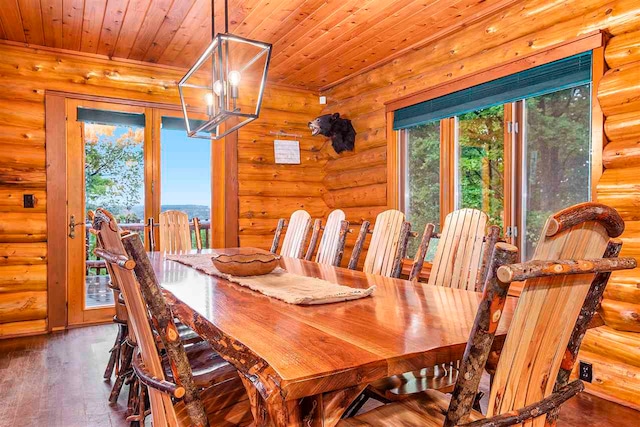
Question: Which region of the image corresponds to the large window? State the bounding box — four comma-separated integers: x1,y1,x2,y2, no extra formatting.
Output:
403,121,440,256
456,106,505,230
521,84,591,259
397,52,595,260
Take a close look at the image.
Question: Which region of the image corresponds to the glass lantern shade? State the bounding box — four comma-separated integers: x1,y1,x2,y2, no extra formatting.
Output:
178,33,272,140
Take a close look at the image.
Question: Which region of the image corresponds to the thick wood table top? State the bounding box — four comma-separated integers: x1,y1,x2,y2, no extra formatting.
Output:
154,249,515,400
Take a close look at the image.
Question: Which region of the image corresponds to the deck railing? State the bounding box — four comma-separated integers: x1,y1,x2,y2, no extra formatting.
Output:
85,219,211,275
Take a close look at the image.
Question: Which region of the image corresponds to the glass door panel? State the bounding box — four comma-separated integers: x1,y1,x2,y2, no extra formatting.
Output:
520,84,591,260
67,100,151,326
160,116,212,248
403,121,441,258
456,106,505,230
83,119,145,308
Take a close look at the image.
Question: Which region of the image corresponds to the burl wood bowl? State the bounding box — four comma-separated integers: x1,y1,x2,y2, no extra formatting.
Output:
211,248,281,276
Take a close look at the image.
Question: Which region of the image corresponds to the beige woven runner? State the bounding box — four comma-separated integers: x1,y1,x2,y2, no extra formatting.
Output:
166,254,375,305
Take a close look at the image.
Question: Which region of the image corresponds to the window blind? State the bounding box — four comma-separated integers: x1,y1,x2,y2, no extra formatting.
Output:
393,51,592,130
161,116,208,131
77,108,145,127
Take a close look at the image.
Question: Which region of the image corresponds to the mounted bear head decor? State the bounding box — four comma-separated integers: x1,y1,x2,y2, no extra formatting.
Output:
308,113,356,154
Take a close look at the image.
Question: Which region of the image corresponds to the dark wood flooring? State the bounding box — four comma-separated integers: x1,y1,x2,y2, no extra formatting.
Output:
0,325,638,427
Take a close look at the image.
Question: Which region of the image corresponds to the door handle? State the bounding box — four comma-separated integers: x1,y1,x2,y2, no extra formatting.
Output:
69,215,76,239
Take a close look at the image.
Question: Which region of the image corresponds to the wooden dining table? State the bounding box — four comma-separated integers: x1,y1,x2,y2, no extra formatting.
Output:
153,249,516,427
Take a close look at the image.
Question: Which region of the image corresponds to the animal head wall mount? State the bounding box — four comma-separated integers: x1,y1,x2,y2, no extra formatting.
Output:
308,113,356,154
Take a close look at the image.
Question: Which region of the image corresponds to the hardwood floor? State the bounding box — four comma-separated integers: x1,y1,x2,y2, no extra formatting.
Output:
0,324,638,427
0,325,131,427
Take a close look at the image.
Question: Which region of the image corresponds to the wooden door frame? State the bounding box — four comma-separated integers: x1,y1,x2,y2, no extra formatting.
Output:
45,91,239,331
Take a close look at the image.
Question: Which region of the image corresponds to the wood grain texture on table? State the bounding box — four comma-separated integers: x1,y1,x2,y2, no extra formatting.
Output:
156,249,515,401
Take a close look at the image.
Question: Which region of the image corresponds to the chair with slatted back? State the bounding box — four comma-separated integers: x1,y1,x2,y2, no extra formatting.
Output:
270,209,312,258
413,208,500,290
159,210,192,253
348,209,411,278
92,208,253,426
304,209,350,266
93,218,205,422
88,211,138,414
352,210,499,409
339,202,636,427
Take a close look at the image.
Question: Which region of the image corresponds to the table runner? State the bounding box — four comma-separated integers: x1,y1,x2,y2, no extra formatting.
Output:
166,253,375,305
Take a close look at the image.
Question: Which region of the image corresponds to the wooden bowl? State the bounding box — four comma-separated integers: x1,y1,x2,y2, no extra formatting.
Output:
211,248,281,276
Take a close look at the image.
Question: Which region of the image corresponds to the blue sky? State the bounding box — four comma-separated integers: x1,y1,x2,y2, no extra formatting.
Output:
161,128,211,206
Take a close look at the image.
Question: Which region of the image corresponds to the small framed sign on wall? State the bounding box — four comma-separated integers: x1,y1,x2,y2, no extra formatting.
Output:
274,140,301,164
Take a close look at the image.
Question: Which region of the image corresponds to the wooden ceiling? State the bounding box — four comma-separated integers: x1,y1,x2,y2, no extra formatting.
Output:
0,0,518,90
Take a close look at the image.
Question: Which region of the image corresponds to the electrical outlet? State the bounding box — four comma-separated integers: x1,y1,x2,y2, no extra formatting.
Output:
579,361,593,383
319,96,327,105
23,194,35,208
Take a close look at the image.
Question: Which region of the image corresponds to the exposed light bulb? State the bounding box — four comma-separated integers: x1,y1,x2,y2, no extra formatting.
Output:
213,80,223,96
205,91,215,117
229,70,241,86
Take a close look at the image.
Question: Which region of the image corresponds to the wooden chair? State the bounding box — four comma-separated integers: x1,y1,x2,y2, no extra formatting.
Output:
270,209,312,258
348,209,411,278
340,202,636,427
354,210,499,407
193,217,203,250
92,208,252,426
305,209,350,266
159,210,193,253
410,208,500,290
88,212,141,417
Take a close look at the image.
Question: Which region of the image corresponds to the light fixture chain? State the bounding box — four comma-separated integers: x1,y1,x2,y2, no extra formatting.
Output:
211,0,215,39
225,0,229,33
211,0,229,38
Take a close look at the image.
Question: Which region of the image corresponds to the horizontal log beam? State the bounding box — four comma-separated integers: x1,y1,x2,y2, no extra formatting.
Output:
323,165,387,191
600,298,640,332
323,183,387,209
598,61,640,117
605,29,640,68
582,326,640,368
0,291,47,323
602,139,640,169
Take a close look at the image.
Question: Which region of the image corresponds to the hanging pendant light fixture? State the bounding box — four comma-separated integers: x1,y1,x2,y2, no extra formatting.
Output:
178,0,272,139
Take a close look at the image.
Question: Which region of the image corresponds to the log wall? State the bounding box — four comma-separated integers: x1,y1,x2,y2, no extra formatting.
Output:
0,42,325,338
319,0,640,409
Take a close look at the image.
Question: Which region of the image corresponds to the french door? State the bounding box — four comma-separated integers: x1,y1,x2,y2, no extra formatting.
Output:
64,100,225,326
66,99,153,325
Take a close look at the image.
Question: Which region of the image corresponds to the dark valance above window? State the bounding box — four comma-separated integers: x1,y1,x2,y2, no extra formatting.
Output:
161,116,208,131
393,51,592,130
77,108,146,127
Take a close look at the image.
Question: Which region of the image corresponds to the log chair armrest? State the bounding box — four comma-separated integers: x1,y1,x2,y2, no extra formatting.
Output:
94,248,136,270
270,218,287,253
305,219,323,261
132,352,185,399
409,223,436,282
347,220,371,270
460,380,584,427
497,257,637,283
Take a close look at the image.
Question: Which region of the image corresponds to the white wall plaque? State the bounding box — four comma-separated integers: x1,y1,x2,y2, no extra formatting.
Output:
274,140,301,164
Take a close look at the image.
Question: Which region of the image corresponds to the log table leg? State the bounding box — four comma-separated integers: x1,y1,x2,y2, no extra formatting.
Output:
240,379,366,427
